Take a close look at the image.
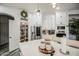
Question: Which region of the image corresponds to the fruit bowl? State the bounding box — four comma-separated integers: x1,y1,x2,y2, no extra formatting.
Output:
39,45,55,54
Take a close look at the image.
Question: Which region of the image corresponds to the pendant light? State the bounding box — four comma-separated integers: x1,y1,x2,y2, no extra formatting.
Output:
52,3,60,10
36,3,40,16
52,3,56,8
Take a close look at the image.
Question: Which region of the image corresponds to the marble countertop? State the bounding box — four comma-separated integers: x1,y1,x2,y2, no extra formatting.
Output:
19,39,79,56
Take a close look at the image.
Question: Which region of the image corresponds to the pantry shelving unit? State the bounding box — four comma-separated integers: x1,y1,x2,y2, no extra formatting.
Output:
20,20,28,42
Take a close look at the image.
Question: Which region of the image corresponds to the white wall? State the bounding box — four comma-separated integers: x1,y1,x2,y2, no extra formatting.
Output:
0,5,21,51
69,16,79,20
69,10,79,14
68,10,79,21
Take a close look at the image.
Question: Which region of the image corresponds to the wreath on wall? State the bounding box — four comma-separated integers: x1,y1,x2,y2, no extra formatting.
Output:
21,10,28,18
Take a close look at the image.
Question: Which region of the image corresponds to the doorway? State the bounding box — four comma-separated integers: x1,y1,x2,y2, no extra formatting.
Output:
0,15,9,55
0,14,14,55
69,14,79,40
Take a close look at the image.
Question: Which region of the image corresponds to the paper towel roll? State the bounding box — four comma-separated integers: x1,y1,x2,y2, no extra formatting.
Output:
61,36,66,53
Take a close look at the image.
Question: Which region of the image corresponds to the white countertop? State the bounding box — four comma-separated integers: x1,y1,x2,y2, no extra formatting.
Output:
19,39,79,56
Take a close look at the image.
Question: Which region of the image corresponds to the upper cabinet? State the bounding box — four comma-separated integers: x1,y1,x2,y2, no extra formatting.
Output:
42,14,55,30
56,11,68,26
29,13,42,26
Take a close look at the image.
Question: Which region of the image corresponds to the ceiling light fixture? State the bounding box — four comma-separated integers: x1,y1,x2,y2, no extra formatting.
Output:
52,3,56,8
36,9,40,16
52,3,60,10
35,3,40,16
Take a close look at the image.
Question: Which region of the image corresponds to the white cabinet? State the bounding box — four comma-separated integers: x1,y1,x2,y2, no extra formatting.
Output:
29,13,42,26
56,11,68,25
42,14,55,30
55,11,69,38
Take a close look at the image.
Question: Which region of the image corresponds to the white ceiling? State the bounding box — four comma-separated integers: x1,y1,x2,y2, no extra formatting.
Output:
1,3,79,14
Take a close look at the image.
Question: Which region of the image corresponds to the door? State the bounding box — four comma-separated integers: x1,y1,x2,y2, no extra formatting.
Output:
9,20,18,52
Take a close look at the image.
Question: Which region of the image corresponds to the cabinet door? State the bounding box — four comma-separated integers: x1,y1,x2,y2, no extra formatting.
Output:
56,12,67,25
56,12,62,25
61,12,67,25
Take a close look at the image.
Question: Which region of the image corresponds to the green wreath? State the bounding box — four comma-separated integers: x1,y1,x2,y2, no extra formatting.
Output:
21,10,28,18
